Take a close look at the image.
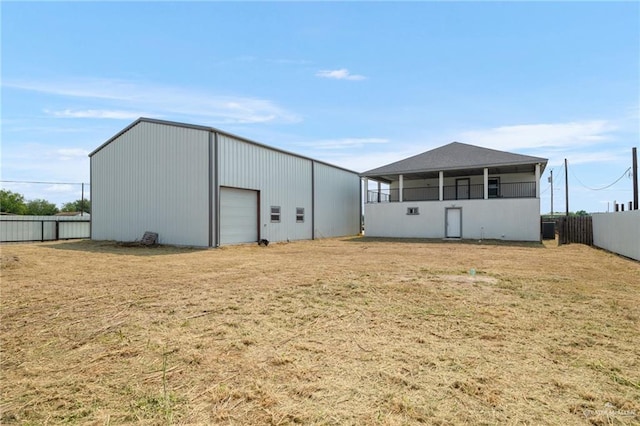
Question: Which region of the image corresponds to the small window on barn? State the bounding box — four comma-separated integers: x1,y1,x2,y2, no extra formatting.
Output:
407,207,419,215
270,206,281,223
296,207,305,223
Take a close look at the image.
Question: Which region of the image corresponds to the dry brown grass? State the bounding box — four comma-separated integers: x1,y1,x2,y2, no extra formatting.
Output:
1,237,639,425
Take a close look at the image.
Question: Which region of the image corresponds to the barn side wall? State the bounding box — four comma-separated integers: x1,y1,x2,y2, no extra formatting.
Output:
217,134,360,243
90,121,210,246
592,210,640,261
218,134,314,243
313,162,361,238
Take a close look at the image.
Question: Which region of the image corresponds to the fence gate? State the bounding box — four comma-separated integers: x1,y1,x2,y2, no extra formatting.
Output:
557,216,593,246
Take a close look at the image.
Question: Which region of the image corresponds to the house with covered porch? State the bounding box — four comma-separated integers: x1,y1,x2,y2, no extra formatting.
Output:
361,142,547,241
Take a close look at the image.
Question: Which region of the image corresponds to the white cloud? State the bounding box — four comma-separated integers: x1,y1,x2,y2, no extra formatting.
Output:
46,109,146,120
6,78,300,124
539,149,628,167
315,68,366,81
301,137,388,150
457,120,616,151
269,58,312,65
5,78,137,100
315,147,424,173
46,184,76,193
56,148,90,161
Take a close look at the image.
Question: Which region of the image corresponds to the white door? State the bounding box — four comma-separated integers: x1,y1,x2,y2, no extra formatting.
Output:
445,208,462,238
220,187,258,245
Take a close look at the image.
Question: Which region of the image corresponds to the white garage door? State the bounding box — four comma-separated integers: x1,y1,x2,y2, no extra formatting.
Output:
220,187,258,245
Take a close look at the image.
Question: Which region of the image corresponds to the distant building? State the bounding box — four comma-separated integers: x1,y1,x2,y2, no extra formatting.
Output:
55,212,90,217
361,142,547,241
89,118,361,247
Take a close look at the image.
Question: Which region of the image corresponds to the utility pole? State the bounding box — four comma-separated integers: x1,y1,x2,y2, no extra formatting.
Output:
564,158,569,216
633,147,638,210
81,183,85,216
548,169,554,215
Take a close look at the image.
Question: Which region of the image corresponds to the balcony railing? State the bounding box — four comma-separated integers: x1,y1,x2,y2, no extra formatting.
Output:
367,182,536,203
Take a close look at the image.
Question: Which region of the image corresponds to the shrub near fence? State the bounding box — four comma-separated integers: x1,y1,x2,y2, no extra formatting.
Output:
0,215,90,243
557,216,593,246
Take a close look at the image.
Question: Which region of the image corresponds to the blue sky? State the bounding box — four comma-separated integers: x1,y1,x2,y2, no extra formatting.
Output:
2,1,638,213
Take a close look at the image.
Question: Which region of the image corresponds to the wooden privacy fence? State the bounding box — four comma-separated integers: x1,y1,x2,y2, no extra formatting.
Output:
557,216,593,246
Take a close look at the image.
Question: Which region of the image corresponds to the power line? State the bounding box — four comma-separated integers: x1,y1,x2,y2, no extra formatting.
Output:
0,180,90,186
569,167,631,191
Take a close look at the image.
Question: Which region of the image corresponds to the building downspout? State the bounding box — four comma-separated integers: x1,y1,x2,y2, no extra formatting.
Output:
89,157,92,240
359,177,363,235
311,160,315,240
208,132,214,247
214,132,220,247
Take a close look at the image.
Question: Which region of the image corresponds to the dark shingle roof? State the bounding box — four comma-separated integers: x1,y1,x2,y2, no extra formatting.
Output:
361,142,547,177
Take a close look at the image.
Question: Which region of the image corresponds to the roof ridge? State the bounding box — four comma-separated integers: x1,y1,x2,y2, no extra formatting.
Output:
361,141,547,177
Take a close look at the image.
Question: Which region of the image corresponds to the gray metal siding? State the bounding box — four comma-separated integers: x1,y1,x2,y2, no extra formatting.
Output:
313,163,361,238
218,134,313,243
91,121,210,246
0,216,90,242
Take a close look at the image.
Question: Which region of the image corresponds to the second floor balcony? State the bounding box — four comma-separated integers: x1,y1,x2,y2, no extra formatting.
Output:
367,181,537,203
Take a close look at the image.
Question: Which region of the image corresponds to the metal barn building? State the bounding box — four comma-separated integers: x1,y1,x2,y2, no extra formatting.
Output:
89,118,361,247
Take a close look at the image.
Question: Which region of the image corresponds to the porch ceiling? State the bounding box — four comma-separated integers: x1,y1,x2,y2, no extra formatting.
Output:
364,163,539,183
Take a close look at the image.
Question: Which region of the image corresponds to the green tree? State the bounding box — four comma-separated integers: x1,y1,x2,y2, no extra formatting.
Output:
61,199,91,214
573,210,590,217
0,189,27,214
26,199,59,215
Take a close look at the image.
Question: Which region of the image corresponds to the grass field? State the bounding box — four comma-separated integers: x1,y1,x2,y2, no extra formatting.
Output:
1,237,639,425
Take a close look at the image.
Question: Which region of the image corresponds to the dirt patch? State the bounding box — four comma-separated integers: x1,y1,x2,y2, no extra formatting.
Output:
0,255,20,270
1,238,639,424
432,274,498,284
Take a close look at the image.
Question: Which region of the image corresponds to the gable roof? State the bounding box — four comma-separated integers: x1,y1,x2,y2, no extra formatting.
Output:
89,117,359,175
361,142,547,177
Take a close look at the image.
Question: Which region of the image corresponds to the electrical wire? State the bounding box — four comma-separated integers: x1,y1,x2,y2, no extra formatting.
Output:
0,180,89,186
569,166,631,191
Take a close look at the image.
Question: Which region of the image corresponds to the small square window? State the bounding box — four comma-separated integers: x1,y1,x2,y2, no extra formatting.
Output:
270,206,281,222
296,207,304,223
407,207,419,215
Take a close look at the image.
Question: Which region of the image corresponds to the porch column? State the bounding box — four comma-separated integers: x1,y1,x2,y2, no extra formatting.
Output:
377,181,382,203
399,174,404,202
363,178,368,203
484,168,489,200
439,171,444,201
535,163,541,198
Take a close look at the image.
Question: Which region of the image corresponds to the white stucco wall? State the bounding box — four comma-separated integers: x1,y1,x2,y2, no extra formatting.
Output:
592,210,640,261
365,198,541,241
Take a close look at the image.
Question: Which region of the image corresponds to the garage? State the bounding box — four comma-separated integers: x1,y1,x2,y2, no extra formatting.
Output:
90,118,360,247
220,187,258,245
